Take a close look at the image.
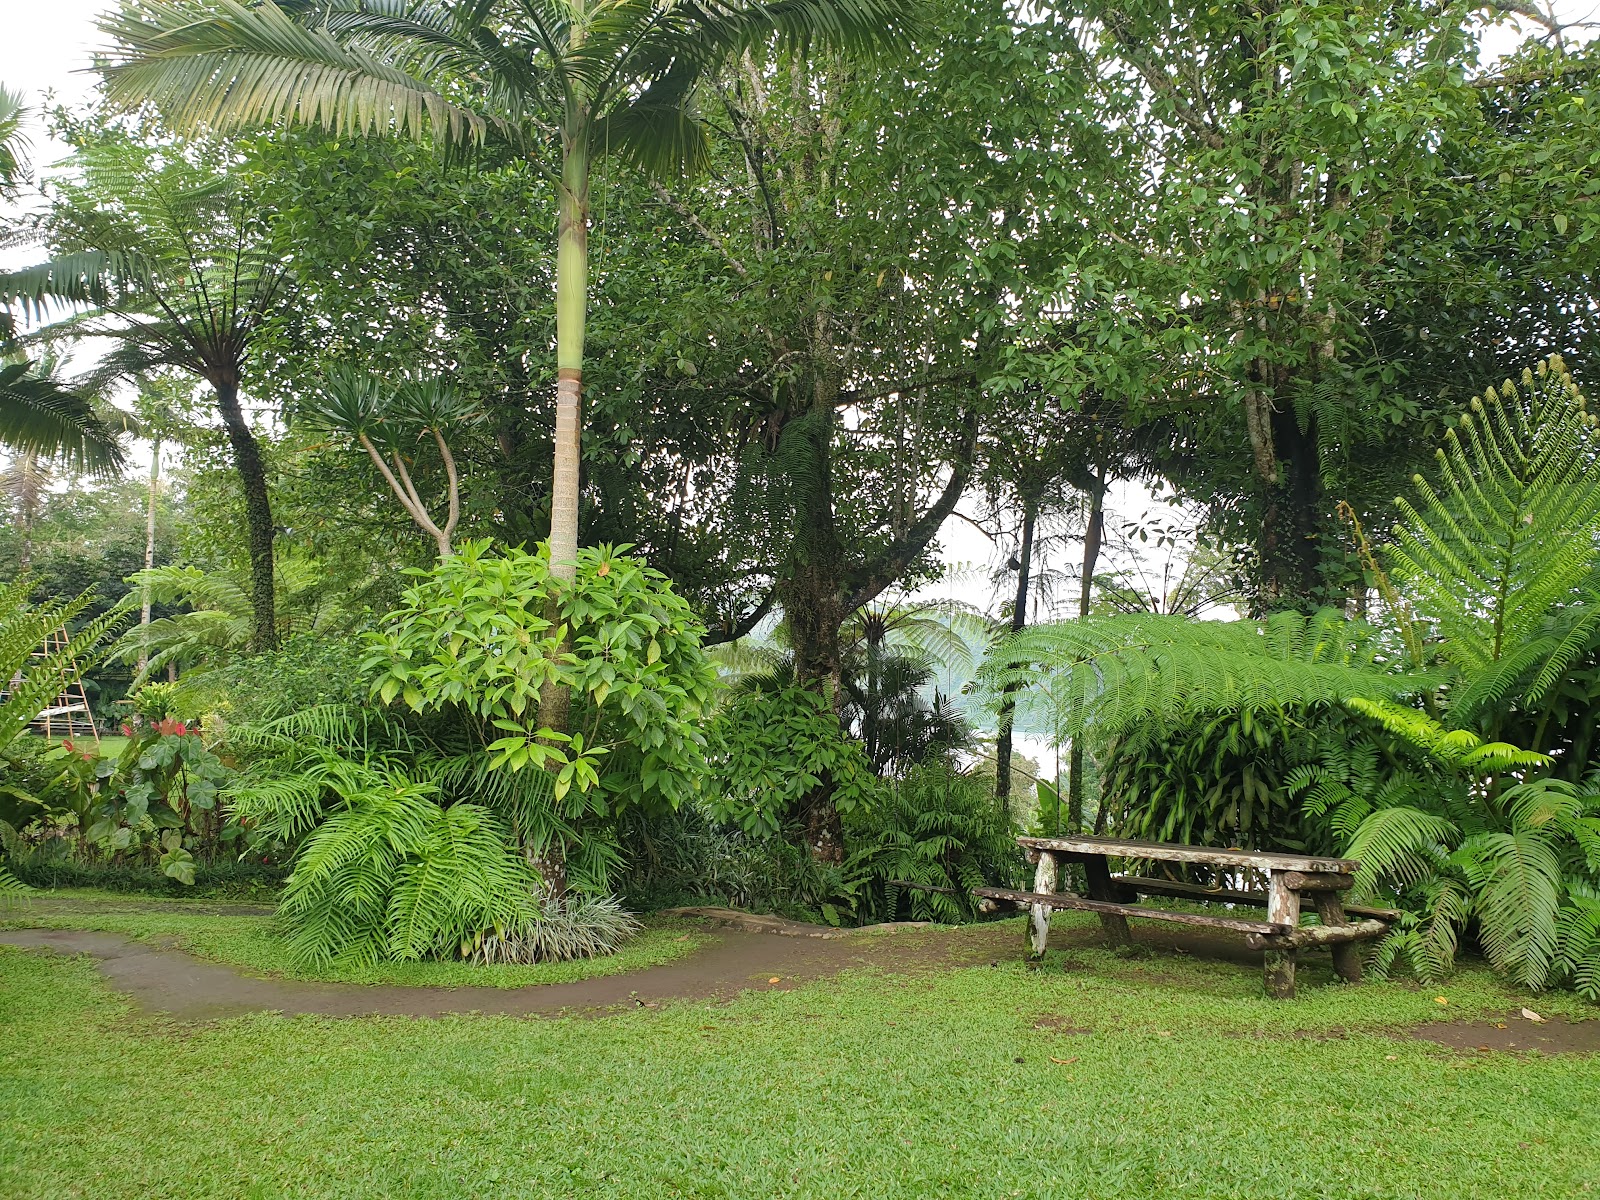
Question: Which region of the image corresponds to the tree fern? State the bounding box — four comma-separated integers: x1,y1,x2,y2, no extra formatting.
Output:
1389,356,1600,725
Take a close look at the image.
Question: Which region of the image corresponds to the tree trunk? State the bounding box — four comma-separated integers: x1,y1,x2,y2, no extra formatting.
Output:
537,135,591,750
1069,471,1105,834
138,436,160,676
213,380,276,651
995,496,1037,808
15,449,40,573
1258,400,1326,612
781,404,848,864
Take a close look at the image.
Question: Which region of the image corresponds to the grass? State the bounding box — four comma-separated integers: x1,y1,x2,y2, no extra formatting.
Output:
0,890,711,989
0,902,1596,1199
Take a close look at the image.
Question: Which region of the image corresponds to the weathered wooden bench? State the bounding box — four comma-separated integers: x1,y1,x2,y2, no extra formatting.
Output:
974,835,1395,999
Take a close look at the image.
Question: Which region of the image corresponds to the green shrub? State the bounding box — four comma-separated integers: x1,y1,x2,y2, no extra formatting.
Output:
229,541,719,965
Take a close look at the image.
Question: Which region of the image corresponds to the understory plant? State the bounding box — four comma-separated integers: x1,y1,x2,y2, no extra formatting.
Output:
979,358,1600,997
229,540,719,966
0,576,128,892
847,762,1023,923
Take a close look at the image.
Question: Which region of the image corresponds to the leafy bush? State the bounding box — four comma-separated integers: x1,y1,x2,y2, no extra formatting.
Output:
469,894,641,965
228,541,717,965
617,805,864,924
705,683,881,839
847,763,1024,923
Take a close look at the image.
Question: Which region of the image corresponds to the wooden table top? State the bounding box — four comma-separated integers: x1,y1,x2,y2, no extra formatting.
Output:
1017,834,1358,876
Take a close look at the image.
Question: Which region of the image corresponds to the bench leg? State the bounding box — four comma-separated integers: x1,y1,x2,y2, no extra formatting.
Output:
1314,893,1364,983
1082,856,1132,945
1263,949,1298,999
1028,852,1058,958
1264,874,1303,1000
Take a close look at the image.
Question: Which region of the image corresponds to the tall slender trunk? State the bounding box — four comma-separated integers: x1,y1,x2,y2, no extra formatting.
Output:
138,436,161,676
213,379,276,651
530,112,591,896
1072,471,1106,835
994,496,1037,809
548,138,589,585
15,449,39,573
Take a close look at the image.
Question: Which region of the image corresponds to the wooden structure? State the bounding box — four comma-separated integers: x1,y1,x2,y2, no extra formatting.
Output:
0,626,100,746
974,834,1394,999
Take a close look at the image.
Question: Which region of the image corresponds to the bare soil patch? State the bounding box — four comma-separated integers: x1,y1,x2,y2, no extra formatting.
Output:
1411,1011,1600,1056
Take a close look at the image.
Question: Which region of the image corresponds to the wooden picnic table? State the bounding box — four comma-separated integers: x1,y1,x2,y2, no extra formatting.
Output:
974,834,1394,999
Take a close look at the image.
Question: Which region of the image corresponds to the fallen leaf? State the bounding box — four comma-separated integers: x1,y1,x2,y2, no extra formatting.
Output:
1476,1045,1491,1052
1157,1030,1172,1037
1384,1054,1398,1061
1434,996,1449,1006
1520,1007,1545,1023
675,935,690,941
768,977,781,985
1049,1056,1080,1066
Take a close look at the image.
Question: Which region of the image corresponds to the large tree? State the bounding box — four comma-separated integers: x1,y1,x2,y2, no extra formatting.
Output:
1013,0,1589,611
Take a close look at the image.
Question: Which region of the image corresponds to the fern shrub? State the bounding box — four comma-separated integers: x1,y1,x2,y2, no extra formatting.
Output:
846,763,1024,923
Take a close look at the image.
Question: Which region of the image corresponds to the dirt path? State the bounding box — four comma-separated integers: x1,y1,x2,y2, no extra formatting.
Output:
0,922,1021,1021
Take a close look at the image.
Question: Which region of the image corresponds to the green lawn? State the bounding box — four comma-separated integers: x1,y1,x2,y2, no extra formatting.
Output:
1,901,1595,1200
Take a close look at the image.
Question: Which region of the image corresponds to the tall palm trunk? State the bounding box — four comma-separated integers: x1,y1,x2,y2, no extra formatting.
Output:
138,435,161,675
531,113,591,895
214,379,277,651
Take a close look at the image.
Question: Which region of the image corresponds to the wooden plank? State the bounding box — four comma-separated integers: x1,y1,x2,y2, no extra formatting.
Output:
1280,870,1354,892
1112,874,1399,921
971,887,1291,936
1017,835,1357,875
1246,918,1390,952
1114,875,1265,908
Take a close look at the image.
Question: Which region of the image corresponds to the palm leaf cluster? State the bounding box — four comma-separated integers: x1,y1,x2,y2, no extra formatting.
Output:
975,607,1436,742
230,704,633,965
0,359,127,476
1389,356,1600,728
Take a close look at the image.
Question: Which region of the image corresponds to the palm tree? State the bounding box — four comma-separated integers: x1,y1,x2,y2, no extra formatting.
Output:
1,134,292,650
98,0,917,715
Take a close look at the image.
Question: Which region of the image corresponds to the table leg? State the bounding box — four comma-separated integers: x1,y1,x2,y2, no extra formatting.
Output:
1314,892,1364,983
1082,855,1132,945
1028,850,1058,958
1264,874,1302,999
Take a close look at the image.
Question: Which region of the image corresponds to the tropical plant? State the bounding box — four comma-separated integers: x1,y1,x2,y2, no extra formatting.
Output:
0,359,127,476
229,697,644,964
362,538,720,890
109,561,338,685
705,682,881,846
847,762,1022,924
298,367,478,558
0,576,131,890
